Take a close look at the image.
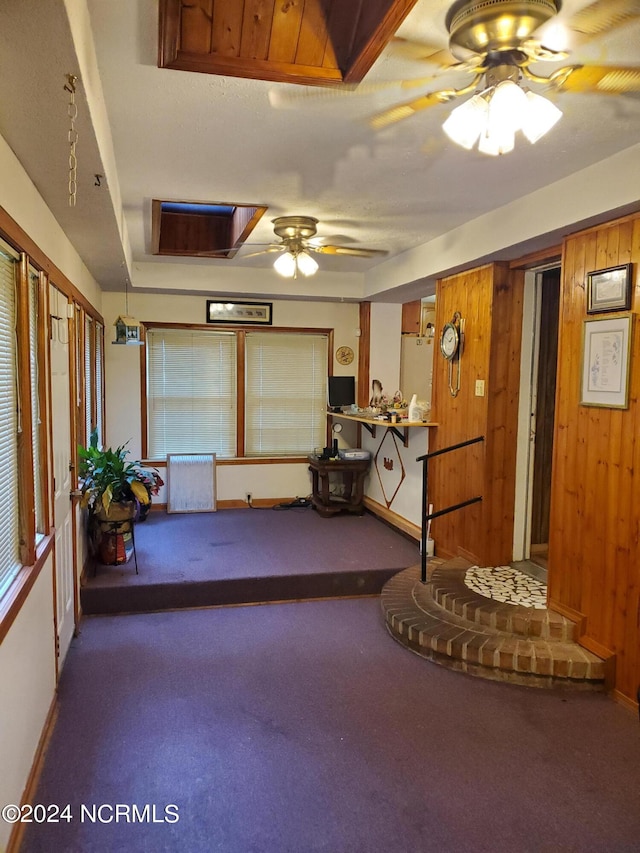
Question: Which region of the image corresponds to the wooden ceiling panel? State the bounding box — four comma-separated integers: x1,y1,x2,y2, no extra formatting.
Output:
158,0,420,86
212,1,243,57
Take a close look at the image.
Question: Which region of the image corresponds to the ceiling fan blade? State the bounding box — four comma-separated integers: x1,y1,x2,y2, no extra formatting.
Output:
389,37,458,68
268,72,465,111
369,89,454,130
240,245,285,259
311,245,389,258
268,78,428,110
553,65,640,94
564,0,640,42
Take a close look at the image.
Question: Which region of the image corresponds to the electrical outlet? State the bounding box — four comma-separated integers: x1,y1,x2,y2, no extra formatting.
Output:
475,379,485,397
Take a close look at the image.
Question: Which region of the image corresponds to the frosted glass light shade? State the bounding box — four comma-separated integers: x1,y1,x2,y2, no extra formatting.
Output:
273,251,297,277
442,94,489,149
478,125,515,156
522,91,563,143
296,251,319,276
488,80,528,136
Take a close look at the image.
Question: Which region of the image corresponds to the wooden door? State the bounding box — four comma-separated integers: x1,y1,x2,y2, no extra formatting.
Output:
50,285,75,671
530,268,560,561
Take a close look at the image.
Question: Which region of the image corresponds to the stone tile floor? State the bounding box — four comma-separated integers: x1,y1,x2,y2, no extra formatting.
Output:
464,565,547,609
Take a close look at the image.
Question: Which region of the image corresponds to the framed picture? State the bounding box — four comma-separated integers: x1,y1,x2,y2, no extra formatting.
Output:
580,314,633,409
586,263,632,314
206,300,272,325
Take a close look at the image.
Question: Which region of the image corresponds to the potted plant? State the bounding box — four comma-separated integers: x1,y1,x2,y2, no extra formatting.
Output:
79,430,163,563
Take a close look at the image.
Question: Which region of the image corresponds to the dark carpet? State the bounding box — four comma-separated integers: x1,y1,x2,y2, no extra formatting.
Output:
22,599,640,853
90,508,420,584
81,508,421,614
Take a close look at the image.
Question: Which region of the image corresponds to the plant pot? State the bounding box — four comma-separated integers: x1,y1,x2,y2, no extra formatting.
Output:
89,501,136,565
93,501,136,523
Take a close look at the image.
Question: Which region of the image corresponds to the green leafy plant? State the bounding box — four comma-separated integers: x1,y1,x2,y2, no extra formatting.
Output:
78,430,163,516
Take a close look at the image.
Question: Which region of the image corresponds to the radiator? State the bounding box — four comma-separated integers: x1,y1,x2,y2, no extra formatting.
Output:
167,453,217,513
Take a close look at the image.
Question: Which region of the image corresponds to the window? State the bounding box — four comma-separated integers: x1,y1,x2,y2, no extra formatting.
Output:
245,332,327,456
78,311,104,451
0,241,21,597
146,327,329,458
147,328,237,457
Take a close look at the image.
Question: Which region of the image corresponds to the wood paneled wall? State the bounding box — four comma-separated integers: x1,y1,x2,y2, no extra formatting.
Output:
430,263,523,566
549,213,640,705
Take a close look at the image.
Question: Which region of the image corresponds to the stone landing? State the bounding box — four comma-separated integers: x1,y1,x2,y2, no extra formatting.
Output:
381,559,608,689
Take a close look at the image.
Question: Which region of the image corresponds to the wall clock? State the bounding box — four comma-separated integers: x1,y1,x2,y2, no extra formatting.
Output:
440,321,460,360
336,345,354,365
440,312,462,397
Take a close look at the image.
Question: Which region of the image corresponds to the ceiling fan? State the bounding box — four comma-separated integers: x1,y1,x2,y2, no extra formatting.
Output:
368,0,640,152
241,216,388,278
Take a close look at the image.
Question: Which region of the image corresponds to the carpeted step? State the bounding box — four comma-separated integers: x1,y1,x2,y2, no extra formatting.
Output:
381,565,607,689
81,568,401,615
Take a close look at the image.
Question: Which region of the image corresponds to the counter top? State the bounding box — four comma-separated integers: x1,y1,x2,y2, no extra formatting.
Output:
328,410,437,447
328,411,437,428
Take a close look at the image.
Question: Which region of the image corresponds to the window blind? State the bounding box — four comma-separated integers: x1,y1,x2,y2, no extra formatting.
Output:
0,241,21,597
147,328,237,457
245,332,327,456
29,267,44,536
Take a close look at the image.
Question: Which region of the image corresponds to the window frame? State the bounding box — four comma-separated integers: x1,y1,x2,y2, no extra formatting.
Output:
141,322,334,461
0,208,104,641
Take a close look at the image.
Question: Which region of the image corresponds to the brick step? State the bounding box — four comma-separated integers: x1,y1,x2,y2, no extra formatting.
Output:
381,565,607,689
427,557,577,642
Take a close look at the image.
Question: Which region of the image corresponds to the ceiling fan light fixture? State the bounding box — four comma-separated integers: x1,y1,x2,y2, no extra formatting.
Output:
442,93,489,149
296,250,319,277
521,90,563,143
478,124,515,156
273,249,319,278
273,251,297,278
488,79,528,133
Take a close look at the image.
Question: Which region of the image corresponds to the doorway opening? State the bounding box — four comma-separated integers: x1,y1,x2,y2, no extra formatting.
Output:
513,265,561,579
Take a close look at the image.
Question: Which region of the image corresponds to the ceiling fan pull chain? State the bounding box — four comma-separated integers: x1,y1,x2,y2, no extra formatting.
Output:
65,73,79,208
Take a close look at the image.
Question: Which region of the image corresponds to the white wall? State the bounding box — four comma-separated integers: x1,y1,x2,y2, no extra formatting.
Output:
0,564,56,853
368,303,402,402
0,134,102,309
103,290,361,501
364,143,640,300
360,424,430,535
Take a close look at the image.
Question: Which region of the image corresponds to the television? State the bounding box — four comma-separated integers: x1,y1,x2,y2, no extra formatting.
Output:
328,375,355,411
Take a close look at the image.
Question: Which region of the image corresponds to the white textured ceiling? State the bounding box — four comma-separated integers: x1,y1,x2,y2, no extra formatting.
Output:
1,0,639,300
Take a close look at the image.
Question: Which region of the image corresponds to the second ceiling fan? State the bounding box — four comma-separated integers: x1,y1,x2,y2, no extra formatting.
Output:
242,216,389,278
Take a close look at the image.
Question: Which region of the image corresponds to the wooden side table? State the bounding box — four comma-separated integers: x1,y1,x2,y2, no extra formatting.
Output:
307,454,370,517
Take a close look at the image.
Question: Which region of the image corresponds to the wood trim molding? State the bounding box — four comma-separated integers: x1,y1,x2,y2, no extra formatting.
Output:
17,255,36,566
358,303,371,408
509,245,562,270
611,689,639,714
363,496,420,541
0,535,54,644
0,206,104,324
344,0,420,83
236,330,245,459
144,322,333,335
547,597,587,635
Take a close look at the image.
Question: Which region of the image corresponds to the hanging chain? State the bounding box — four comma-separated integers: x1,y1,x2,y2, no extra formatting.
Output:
65,74,78,207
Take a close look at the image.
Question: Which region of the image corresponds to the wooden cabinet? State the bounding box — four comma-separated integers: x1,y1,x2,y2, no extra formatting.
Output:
401,300,421,335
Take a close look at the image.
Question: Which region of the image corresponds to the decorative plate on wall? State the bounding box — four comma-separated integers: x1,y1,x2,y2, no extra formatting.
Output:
336,345,354,365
